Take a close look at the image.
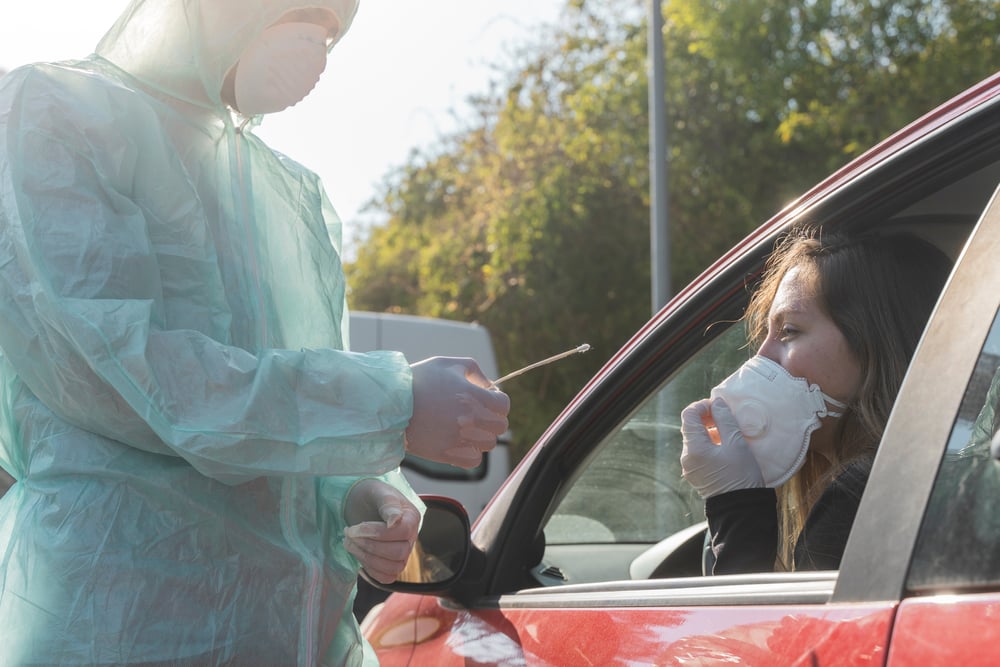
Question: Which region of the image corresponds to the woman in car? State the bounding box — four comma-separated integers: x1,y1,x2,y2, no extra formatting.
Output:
680,225,952,573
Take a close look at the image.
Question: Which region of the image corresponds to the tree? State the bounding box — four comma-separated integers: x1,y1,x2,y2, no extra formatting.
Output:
347,0,1000,460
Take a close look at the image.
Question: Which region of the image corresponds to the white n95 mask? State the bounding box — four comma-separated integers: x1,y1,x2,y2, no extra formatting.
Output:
710,355,847,487
233,22,329,116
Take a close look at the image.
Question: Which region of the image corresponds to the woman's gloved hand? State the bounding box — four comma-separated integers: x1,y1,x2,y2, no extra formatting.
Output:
680,397,764,498
406,357,511,469
343,479,422,584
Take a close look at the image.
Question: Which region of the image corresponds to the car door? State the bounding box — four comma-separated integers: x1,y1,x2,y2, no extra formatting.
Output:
871,187,1000,666
363,76,1000,666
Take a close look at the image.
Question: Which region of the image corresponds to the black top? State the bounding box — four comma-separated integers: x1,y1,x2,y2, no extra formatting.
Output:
704,457,873,573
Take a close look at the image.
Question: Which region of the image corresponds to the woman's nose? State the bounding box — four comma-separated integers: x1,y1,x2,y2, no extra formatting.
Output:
757,338,780,363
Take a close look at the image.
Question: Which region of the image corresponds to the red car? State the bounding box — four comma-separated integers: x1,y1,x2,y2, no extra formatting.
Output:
362,70,1000,666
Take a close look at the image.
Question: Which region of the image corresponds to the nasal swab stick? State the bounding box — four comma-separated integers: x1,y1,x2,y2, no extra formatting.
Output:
491,344,591,387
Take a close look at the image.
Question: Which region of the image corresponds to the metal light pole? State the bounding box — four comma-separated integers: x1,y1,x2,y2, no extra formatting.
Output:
648,2,674,540
648,0,670,314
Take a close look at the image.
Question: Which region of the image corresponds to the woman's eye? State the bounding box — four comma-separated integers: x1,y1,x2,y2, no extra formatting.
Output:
779,326,798,339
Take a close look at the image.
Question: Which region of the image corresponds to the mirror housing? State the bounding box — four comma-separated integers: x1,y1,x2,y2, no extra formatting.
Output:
366,495,473,593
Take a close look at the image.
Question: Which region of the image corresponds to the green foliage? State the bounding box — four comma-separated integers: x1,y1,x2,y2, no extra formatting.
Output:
346,0,1000,461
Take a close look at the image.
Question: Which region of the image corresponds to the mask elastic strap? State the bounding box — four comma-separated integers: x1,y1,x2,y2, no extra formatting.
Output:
821,393,848,418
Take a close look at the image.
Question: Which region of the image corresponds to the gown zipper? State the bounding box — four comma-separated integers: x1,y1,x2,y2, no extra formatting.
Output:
233,122,323,665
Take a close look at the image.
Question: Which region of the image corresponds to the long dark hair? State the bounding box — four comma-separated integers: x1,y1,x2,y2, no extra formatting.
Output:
744,224,952,567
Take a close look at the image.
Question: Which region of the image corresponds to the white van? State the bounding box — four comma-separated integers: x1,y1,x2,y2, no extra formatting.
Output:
348,311,512,522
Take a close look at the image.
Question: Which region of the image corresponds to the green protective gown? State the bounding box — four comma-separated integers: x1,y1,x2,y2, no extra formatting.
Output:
0,1,422,664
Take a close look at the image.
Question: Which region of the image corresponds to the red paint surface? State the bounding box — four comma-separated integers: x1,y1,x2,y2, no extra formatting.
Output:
368,596,899,666
887,592,1000,667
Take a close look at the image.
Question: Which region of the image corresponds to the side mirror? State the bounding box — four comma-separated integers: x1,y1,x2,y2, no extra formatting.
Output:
0,467,13,499
370,495,472,591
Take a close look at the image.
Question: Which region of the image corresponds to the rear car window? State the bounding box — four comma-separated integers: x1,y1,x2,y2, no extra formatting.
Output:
908,305,1000,591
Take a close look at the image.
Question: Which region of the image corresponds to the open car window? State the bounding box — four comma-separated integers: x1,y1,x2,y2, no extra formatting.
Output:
535,221,976,589
538,323,750,584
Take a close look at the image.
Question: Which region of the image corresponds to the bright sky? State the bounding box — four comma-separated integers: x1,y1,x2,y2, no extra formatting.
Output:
1,1,565,257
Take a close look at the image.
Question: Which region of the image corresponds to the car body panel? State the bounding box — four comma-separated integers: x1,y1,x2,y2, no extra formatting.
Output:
367,595,898,666
887,593,1000,666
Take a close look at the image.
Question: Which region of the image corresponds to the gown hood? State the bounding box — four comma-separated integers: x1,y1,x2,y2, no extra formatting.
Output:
95,0,360,110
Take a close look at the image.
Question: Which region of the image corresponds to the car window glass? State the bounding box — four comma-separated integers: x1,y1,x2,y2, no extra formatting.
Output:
544,323,749,546
908,304,1000,591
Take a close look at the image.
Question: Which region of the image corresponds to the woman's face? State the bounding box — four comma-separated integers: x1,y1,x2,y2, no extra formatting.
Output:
757,264,862,406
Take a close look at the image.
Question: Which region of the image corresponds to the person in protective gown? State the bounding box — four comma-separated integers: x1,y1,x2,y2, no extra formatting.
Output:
0,1,510,665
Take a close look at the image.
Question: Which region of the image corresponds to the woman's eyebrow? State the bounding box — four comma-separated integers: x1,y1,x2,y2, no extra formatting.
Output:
768,302,814,328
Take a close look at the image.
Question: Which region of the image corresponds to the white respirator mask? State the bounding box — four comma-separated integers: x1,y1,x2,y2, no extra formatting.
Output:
710,355,847,487
232,22,329,116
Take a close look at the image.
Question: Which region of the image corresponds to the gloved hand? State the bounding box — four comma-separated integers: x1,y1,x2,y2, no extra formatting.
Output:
680,397,764,498
343,478,422,584
406,357,511,469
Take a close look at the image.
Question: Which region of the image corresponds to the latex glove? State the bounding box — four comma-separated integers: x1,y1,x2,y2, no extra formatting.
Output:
343,478,422,584
406,357,511,469
680,397,765,498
